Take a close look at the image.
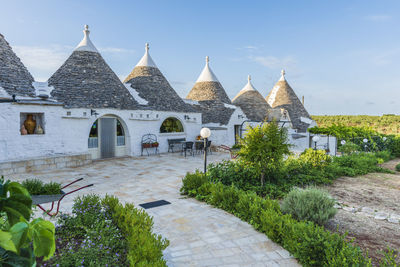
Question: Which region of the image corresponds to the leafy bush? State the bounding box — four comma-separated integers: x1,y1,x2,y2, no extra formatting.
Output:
22,179,61,195
180,171,208,197
299,149,332,168
338,142,360,155
0,177,55,265
388,136,400,157
396,163,400,172
281,187,337,225
45,194,168,266
102,195,169,266
238,122,291,185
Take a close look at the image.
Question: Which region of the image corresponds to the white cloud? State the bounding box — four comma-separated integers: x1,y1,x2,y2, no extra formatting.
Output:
98,47,135,54
249,55,297,70
365,15,392,22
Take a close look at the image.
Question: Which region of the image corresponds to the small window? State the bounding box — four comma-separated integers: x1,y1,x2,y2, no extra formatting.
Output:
160,117,184,133
88,120,98,148
116,119,125,146
20,113,45,135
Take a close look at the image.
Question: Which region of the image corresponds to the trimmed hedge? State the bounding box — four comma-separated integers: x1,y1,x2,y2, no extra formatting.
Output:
102,195,169,267
181,173,391,267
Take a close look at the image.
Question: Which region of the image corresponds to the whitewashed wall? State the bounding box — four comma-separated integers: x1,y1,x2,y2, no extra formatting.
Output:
0,102,202,162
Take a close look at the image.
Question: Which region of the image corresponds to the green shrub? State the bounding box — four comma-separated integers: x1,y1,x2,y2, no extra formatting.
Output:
388,136,400,157
338,142,361,155
207,160,260,189
42,181,62,195
102,195,169,266
238,122,291,185
180,171,208,196
299,149,332,168
396,163,400,172
22,178,43,195
0,177,55,265
22,178,61,195
46,194,169,266
281,187,337,225
181,180,373,267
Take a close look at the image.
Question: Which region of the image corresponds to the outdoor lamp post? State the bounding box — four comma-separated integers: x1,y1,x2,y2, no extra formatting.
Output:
363,138,368,152
312,135,320,150
200,127,211,173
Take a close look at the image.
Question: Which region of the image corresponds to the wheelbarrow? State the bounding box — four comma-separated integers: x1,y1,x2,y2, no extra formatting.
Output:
31,178,93,217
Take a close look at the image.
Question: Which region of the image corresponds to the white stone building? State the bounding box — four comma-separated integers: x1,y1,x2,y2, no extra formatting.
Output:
0,25,322,175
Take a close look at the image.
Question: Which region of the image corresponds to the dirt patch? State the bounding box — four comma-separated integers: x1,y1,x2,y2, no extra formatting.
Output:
322,159,400,265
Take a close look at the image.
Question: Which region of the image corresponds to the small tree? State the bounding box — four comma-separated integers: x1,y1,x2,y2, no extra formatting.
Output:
238,122,291,185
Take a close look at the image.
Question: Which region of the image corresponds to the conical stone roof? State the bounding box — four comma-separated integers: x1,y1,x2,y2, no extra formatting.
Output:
48,25,138,109
124,43,194,112
0,33,35,97
232,75,271,122
186,56,231,104
266,70,311,132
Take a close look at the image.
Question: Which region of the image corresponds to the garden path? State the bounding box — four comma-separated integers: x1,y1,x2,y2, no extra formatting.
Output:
16,152,298,267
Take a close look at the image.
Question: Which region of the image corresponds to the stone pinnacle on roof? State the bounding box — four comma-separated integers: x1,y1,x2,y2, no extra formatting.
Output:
135,43,157,68
196,56,218,82
232,75,271,122
265,70,311,132
48,25,138,109
186,56,231,104
279,69,285,81
75,25,99,53
0,33,35,97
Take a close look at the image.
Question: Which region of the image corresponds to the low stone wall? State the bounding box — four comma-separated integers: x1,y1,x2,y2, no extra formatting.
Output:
0,153,92,176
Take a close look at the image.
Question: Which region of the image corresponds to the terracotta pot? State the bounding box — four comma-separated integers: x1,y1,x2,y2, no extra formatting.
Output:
152,143,159,147
36,124,44,134
24,115,36,134
20,125,28,135
143,143,151,148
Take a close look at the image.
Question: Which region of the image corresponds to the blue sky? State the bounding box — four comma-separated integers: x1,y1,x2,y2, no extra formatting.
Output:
1,0,399,115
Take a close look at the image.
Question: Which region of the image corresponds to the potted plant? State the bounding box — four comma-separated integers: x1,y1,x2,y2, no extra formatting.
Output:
151,142,159,148
143,143,151,148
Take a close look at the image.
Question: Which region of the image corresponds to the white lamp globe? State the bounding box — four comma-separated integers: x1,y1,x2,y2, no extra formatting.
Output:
312,135,320,142
200,128,211,139
363,138,368,143
383,137,387,141
341,140,346,145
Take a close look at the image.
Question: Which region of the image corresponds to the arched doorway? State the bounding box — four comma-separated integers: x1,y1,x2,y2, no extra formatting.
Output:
88,116,128,159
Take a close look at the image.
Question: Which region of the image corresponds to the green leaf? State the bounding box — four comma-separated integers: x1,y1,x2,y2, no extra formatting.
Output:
0,230,17,253
6,183,30,198
29,218,55,260
9,222,29,252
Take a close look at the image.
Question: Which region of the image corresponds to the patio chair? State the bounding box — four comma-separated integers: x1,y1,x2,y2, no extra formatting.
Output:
181,141,194,157
195,141,204,154
206,140,212,155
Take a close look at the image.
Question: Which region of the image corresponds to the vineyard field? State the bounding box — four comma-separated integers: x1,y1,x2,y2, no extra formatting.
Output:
312,115,400,135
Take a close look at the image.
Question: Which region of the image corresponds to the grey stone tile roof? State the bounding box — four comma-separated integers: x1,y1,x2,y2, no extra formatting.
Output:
124,66,195,112
48,50,139,109
189,100,235,125
232,77,272,122
0,33,35,97
266,73,311,132
186,81,232,104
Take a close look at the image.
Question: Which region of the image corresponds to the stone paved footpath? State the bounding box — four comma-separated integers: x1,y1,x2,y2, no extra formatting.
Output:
15,152,299,267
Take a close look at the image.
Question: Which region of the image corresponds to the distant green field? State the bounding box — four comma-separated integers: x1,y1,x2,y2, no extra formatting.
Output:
312,115,400,135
